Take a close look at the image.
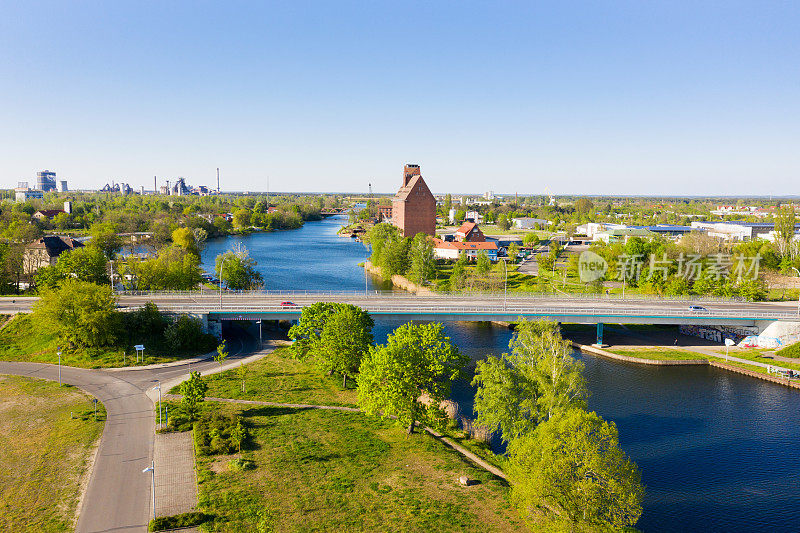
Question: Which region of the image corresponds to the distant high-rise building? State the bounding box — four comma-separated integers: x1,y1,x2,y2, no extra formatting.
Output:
63,201,72,214
36,170,57,192
18,181,29,189
57,180,68,192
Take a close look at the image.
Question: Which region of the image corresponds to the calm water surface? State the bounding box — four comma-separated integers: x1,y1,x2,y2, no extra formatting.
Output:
203,218,800,532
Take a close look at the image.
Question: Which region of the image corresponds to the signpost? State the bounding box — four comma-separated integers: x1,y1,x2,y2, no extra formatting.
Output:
134,344,145,363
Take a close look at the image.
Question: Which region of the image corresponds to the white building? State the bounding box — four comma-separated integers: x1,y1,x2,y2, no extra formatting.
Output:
15,188,44,202
513,217,551,230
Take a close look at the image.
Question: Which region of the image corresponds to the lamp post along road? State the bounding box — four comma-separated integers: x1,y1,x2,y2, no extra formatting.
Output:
156,381,162,428
792,267,800,317
57,350,61,385
143,461,155,522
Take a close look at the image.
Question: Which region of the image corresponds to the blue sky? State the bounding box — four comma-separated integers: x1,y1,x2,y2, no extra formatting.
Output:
1,1,798,195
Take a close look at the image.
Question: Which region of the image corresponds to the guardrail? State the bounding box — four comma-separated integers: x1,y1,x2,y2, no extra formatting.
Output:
116,289,749,303
139,303,798,321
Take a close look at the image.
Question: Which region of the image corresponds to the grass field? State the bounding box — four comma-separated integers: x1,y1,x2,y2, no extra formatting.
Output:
178,347,359,406
606,347,709,361
193,402,523,532
0,375,105,532
0,314,208,369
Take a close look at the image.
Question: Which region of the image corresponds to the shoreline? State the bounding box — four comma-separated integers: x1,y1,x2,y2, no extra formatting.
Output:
571,340,800,389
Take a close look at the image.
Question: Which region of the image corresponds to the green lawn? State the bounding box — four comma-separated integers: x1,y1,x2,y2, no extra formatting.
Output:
194,402,522,532
184,347,359,407
711,350,800,373
0,314,209,369
606,347,709,361
0,375,105,532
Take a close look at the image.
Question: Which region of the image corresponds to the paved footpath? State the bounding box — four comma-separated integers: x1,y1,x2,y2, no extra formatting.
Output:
0,327,268,532
153,432,198,517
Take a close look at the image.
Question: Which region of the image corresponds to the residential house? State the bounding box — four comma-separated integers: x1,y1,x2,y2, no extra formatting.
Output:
454,221,486,242
22,235,84,275
432,238,498,261
32,209,66,221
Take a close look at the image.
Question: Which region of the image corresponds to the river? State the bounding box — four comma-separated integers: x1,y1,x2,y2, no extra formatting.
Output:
202,217,800,532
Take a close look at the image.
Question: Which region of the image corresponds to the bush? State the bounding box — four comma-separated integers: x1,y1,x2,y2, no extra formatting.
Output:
149,511,211,531
228,458,256,471
194,413,247,456
777,342,800,358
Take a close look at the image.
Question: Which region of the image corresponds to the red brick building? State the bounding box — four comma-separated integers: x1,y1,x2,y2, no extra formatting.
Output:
392,164,436,237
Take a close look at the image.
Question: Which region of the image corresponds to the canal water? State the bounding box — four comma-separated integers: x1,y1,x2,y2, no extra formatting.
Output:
203,217,800,532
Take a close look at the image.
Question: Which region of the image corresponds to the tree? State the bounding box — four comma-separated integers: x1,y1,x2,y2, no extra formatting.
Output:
180,371,208,420
409,233,436,284
216,244,263,290
449,254,468,290
775,206,798,260
497,214,511,231
317,305,374,388
523,233,540,248
287,302,342,358
358,322,468,434
573,198,594,214
507,408,644,530
58,246,110,285
472,319,587,441
507,242,520,263
89,222,123,259
476,251,491,275
172,227,199,257
215,340,229,365
443,194,452,213
119,246,202,290
33,279,120,348
230,417,245,453
237,363,248,393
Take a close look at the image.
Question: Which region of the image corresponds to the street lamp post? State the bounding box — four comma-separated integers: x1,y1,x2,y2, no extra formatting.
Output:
218,255,235,310
156,381,162,428
792,267,800,317
57,350,62,386
142,461,155,522
502,258,508,310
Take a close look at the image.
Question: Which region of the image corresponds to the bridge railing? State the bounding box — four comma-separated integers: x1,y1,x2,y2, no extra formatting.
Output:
138,303,798,320
116,289,749,303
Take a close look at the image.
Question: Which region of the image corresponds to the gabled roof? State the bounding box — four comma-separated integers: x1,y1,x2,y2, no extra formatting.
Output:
26,235,84,257
394,175,433,202
34,209,66,218
455,221,478,235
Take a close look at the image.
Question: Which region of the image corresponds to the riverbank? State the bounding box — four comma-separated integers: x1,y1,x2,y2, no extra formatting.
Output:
571,340,800,390
363,260,433,294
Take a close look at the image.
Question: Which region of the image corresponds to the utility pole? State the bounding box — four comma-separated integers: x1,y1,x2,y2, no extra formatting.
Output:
217,167,220,194
266,176,270,209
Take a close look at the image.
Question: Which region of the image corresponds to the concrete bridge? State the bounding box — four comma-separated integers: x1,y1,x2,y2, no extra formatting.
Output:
109,291,799,343
4,292,797,343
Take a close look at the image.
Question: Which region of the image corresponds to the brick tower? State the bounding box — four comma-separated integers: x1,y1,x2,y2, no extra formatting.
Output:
392,164,436,237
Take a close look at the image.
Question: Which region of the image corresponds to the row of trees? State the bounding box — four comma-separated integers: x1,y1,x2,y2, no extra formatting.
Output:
473,320,644,530
367,224,437,284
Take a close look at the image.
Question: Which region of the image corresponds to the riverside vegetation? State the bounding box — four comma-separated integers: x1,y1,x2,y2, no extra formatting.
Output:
162,305,644,532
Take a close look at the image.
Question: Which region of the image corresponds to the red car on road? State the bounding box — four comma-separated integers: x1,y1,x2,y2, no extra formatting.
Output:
280,301,297,307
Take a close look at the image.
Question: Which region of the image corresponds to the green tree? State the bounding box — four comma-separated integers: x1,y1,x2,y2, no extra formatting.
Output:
237,363,248,393
33,279,120,348
476,251,491,274
215,340,229,365
408,233,436,284
507,408,644,531
443,193,452,213
497,214,511,231
473,319,587,441
119,246,202,290
449,254,468,290
180,371,208,420
89,222,123,259
357,322,468,434
57,246,110,285
317,305,374,388
287,302,342,358
775,205,797,259
230,417,245,453
507,242,520,263
523,233,540,247
172,227,199,257
215,245,263,290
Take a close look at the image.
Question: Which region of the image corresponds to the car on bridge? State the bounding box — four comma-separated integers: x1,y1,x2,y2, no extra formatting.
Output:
280,301,298,307
688,305,709,312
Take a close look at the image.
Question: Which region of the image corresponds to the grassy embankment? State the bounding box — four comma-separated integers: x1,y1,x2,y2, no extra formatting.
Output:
0,375,105,532
166,347,540,532
0,314,209,368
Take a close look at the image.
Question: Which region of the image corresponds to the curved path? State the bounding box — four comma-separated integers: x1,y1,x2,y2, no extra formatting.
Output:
0,326,262,533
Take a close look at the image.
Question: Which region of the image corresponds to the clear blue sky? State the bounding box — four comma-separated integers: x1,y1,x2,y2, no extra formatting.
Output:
1,1,798,195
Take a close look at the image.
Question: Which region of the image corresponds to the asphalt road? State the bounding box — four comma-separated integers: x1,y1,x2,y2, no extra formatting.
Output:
0,325,259,533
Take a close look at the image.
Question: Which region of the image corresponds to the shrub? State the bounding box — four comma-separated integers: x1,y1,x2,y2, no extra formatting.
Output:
777,342,800,358
149,511,211,531
228,458,256,471
194,413,248,456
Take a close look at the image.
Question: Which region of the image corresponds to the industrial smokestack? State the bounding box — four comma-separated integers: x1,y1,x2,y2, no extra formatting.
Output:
154,175,157,194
